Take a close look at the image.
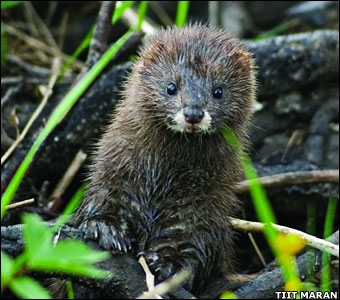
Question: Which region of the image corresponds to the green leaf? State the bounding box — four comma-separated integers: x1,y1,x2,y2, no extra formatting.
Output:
22,213,53,262
51,239,110,264
22,213,109,278
1,251,28,291
30,239,110,277
1,252,14,289
10,276,51,299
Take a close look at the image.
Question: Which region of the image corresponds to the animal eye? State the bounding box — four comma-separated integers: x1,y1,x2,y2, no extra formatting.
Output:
167,83,178,95
212,87,223,99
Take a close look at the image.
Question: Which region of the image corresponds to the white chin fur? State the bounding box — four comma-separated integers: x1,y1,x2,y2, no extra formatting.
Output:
168,109,213,134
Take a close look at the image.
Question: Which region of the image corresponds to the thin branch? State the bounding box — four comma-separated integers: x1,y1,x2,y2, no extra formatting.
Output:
6,54,53,76
1,76,50,85
23,1,60,50
86,1,116,68
230,217,339,257
138,256,160,299
208,1,221,27
48,150,87,201
1,58,61,165
236,170,339,193
148,2,174,26
57,10,69,50
137,259,192,299
247,232,267,267
120,4,154,34
3,23,85,70
6,198,34,210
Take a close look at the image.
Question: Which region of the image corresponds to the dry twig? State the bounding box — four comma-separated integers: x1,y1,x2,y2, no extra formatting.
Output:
138,257,193,299
6,198,35,210
48,150,87,201
1,58,61,165
4,23,84,70
86,1,116,68
236,169,339,193
230,217,339,257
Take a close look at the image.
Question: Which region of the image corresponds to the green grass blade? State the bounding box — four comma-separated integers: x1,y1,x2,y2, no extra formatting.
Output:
1,1,21,9
1,29,135,220
221,127,277,227
221,126,302,286
306,202,316,281
176,1,190,27
136,1,149,31
66,280,75,299
63,1,136,75
61,27,94,75
52,183,86,232
253,19,299,41
112,1,135,24
321,197,338,292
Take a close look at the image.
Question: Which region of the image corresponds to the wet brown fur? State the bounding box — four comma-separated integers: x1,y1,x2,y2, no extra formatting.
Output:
74,24,256,292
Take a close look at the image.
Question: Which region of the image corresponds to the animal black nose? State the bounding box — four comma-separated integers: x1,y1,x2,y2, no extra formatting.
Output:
183,108,204,124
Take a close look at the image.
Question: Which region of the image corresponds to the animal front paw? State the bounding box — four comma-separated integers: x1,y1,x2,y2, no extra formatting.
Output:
138,249,194,291
138,250,178,281
80,219,132,253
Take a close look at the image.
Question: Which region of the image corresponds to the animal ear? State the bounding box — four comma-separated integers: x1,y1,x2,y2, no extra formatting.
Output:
140,61,153,75
231,50,253,74
141,42,165,65
138,41,165,75
219,51,254,79
219,50,253,76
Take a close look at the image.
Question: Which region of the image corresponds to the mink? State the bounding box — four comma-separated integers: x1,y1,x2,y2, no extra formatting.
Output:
74,24,257,293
